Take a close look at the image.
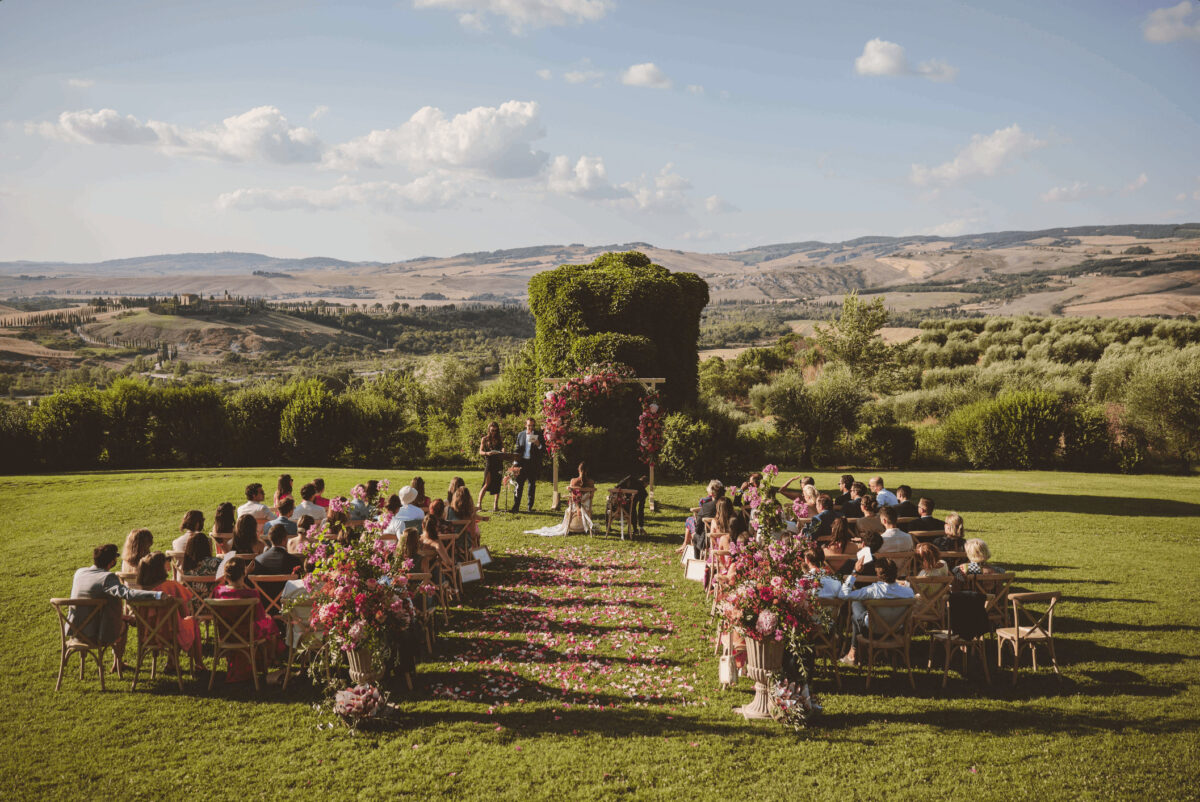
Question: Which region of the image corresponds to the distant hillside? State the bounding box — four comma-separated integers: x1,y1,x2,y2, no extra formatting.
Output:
3,223,1200,317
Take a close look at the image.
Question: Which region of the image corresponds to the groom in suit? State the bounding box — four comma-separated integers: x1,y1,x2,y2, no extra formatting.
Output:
512,417,543,513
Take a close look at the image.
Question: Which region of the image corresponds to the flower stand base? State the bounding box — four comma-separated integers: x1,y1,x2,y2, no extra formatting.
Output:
735,639,784,721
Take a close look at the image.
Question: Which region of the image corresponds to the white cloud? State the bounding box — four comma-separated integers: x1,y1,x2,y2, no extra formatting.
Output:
310,105,330,121
563,69,604,84
412,0,611,32
457,11,488,30
911,124,1045,187
546,155,624,199
1143,1,1200,42
854,38,958,82
704,194,737,214
925,217,981,237
66,78,95,89
1041,181,1101,203
216,174,465,212
536,68,553,80
323,100,548,178
28,106,324,164
682,229,718,241
1123,172,1149,193
620,163,691,211
621,62,673,89
686,84,705,96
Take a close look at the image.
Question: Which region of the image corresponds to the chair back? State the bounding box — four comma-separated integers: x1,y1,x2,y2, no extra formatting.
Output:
966,572,1016,625
1009,591,1060,636
166,551,186,581
824,552,857,576
814,597,846,653
880,550,914,578
567,488,594,533
127,597,182,652
910,575,955,627
248,574,296,616
861,598,916,645
116,571,139,587
50,598,106,648
201,598,261,649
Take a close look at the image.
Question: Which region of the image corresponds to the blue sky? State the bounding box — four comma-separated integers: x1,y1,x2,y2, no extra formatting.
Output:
2,0,1199,262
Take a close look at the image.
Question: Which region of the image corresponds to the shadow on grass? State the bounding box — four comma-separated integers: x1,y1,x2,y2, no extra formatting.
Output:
934,489,1200,518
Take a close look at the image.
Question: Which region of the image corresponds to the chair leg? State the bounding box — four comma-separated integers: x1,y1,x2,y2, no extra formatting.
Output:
97,648,106,691
1013,641,1020,685
80,652,86,680
249,646,261,693
941,642,954,688
1047,639,1061,679
904,644,914,690
173,648,184,692
56,649,68,692
208,648,218,692
865,645,875,690
977,642,990,685
131,643,143,691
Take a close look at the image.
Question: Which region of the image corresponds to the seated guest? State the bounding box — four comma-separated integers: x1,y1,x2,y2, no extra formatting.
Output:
877,506,915,553
802,549,841,599
823,517,854,557
263,498,298,537
216,514,265,578
212,560,281,682
838,557,914,664
211,502,236,554
683,480,724,555
288,515,316,555
312,477,330,509
793,483,820,520
172,510,205,552
953,538,1004,587
273,474,293,509
446,476,466,506
910,543,950,597
294,483,324,523
870,476,898,508
70,544,163,670
854,532,884,573
843,481,868,519
237,483,271,534
852,496,885,538
733,473,762,507
448,485,483,549
833,474,854,512
615,472,649,536
121,528,153,573
384,486,426,536
254,524,304,601
728,512,752,546
934,513,966,557
710,497,736,538
181,531,222,576
411,477,431,512
419,509,453,572
804,494,843,540
910,498,946,532
347,484,372,520
894,485,919,519
135,552,205,670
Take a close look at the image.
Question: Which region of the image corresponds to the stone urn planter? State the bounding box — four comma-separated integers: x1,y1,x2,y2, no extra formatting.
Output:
735,638,784,720
347,645,383,685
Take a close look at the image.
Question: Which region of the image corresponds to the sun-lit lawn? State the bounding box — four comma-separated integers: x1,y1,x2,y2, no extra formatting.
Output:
1,467,1197,800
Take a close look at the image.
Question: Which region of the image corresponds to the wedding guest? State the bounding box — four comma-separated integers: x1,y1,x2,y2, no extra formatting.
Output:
237,483,271,534
411,477,430,511
478,422,505,513
212,559,280,682
833,474,855,513
911,542,950,586
216,514,264,578
877,506,915,553
384,486,425,536
273,474,293,509
894,485,919,519
172,510,205,552
728,513,752,547
838,557,914,664
135,552,205,670
447,476,466,506
803,549,841,599
793,483,820,519
711,496,736,536
683,480,724,555
615,472,649,536
263,497,298,537
953,538,1004,587
181,531,222,577
121,528,153,573
823,517,854,557
852,496,885,538
70,544,163,671
911,498,946,532
843,482,868,519
288,515,317,555
312,477,330,509
870,476,898,508
734,472,762,507
420,509,453,572
854,532,884,573
294,483,324,522
324,508,352,545
211,502,236,554
254,524,303,601
448,485,483,549
934,513,967,557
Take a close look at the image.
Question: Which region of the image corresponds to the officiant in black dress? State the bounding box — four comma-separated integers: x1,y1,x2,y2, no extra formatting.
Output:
512,417,544,513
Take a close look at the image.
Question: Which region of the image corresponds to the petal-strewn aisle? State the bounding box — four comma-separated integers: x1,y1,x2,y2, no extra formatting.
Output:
427,545,705,709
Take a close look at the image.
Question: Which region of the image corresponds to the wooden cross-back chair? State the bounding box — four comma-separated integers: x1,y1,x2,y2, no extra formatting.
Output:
201,597,268,692
406,572,440,652
881,550,914,579
705,544,730,605
909,575,955,634
436,527,466,601
127,597,185,691
248,575,297,618
965,572,1016,629
49,598,111,691
166,551,186,581
814,597,846,689
824,552,857,577
928,591,993,688
856,598,917,690
566,487,595,535
605,488,639,540
996,591,1062,685
280,598,327,692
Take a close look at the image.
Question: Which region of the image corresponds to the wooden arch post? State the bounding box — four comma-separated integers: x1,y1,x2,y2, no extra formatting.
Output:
541,377,664,512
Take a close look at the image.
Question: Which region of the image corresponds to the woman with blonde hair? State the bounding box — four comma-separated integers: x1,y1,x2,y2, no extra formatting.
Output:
952,538,1003,587
121,529,154,573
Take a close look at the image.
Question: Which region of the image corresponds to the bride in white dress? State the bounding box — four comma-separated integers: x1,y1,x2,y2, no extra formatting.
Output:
525,462,595,537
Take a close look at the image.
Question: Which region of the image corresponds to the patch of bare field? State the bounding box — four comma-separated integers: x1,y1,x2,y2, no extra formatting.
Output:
0,336,78,359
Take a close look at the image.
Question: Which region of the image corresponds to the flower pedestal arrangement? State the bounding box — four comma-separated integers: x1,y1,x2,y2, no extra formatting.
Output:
347,646,382,685
735,639,784,720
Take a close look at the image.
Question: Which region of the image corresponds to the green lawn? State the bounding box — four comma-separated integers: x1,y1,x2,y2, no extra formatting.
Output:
2,468,1198,800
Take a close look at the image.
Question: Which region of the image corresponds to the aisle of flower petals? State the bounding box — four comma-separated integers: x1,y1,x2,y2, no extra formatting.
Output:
427,545,703,709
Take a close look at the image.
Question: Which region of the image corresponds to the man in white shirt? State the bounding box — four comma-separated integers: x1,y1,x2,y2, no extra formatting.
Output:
294,482,325,523
802,550,841,599
875,506,915,554
384,485,425,536
838,557,914,664
237,483,271,534
870,476,898,509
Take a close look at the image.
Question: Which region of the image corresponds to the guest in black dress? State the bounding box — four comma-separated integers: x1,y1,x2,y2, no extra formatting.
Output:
477,422,505,513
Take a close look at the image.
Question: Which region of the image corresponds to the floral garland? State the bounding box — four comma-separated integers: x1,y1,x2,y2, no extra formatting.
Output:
541,362,642,457
636,391,663,466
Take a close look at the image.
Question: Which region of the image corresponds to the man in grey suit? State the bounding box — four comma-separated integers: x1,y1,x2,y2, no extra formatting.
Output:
69,543,162,668
512,417,544,513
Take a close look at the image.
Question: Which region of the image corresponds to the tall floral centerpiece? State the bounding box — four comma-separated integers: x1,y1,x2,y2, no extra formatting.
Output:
637,390,664,466
541,362,635,457
741,464,787,539
719,534,826,722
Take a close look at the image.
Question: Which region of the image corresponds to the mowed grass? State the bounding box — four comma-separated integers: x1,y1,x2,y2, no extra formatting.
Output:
1,468,1198,800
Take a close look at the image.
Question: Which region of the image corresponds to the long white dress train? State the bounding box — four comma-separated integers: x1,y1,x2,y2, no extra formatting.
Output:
523,491,593,537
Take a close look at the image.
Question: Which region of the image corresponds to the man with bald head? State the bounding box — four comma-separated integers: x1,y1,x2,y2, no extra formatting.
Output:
870,476,898,508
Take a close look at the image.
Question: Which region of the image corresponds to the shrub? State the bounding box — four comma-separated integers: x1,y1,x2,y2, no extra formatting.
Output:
942,390,1065,469
280,380,343,464
0,404,35,474
100,378,156,468
30,386,105,470
1062,404,1115,471
659,411,718,481
227,383,291,465
1121,346,1200,468
850,423,917,468
1047,332,1102,364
